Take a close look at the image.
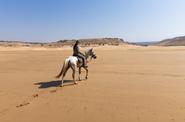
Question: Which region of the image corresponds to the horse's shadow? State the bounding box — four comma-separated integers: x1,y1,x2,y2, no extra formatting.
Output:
34,80,75,88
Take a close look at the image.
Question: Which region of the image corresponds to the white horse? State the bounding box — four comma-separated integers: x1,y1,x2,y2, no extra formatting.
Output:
56,48,97,87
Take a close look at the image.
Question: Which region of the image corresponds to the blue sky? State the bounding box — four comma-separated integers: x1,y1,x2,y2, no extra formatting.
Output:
0,0,185,42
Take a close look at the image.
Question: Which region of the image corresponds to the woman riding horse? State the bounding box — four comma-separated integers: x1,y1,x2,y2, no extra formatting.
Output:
73,40,87,68
56,45,97,87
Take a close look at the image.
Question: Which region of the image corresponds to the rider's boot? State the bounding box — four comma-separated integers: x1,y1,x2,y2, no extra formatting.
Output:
83,60,88,68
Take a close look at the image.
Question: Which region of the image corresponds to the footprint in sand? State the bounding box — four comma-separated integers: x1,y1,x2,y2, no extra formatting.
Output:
50,90,57,93
32,93,39,98
16,93,39,108
16,101,30,108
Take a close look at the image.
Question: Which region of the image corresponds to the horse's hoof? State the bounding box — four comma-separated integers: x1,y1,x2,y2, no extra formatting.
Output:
74,82,78,84
85,77,88,79
59,84,63,87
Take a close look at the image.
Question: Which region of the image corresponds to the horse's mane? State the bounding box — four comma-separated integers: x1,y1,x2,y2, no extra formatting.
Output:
84,48,93,59
85,48,93,53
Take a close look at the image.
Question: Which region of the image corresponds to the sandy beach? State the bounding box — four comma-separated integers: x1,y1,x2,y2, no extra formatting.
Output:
0,45,185,122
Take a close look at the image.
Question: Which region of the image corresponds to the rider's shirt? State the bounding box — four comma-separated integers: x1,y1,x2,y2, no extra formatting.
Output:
73,44,80,56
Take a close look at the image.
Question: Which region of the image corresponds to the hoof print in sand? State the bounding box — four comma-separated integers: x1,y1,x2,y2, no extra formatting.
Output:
32,94,38,98
16,101,30,108
50,90,57,93
16,93,39,108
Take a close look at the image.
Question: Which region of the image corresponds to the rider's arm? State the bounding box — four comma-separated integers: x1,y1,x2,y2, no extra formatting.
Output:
77,46,85,56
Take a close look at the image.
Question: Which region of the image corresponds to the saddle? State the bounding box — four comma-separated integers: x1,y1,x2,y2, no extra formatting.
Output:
74,56,87,68
75,56,83,67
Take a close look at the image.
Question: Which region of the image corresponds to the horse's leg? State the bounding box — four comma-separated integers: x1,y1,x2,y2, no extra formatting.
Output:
78,67,81,81
84,67,88,79
71,64,77,84
60,66,69,87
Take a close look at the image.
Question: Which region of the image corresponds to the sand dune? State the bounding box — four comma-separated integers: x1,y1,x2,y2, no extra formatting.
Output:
0,45,185,122
0,38,126,48
156,36,185,46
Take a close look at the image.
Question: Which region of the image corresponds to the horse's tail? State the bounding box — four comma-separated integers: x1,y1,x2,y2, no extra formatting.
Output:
55,60,69,78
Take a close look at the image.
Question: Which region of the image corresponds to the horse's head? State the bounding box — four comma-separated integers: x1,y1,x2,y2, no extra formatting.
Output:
85,48,97,59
